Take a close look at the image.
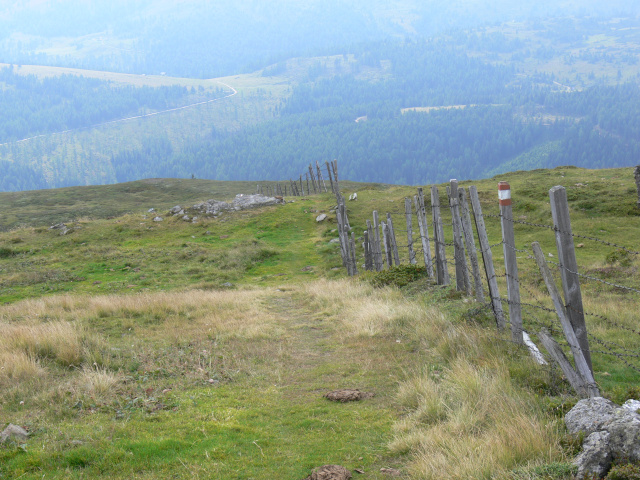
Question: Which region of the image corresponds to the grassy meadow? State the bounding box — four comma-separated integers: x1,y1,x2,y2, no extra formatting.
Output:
1,166,639,479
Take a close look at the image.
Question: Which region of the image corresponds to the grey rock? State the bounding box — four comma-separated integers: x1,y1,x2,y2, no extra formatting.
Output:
0,424,29,444
182,215,191,221
50,223,72,235
329,238,340,244
565,397,618,435
575,431,612,479
221,282,234,288
604,407,640,463
169,206,183,214
623,399,640,413
193,194,279,217
148,208,156,213
153,216,164,222
316,214,327,222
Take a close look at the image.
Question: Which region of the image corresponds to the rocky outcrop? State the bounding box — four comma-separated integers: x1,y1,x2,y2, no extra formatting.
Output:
189,194,282,217
566,397,640,478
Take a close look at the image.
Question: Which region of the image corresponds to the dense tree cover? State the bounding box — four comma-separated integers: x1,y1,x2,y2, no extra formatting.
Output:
0,67,219,143
2,1,639,78
0,160,45,192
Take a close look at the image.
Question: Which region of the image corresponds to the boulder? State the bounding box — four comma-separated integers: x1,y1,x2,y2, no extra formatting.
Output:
575,431,613,479
153,216,164,222
316,214,327,222
304,465,352,480
1,424,29,444
193,194,280,217
567,397,640,479
623,399,640,413
565,397,617,435
169,206,183,215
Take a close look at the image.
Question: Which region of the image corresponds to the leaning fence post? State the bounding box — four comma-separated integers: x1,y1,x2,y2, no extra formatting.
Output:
349,232,358,275
387,213,401,266
431,185,450,285
469,186,505,329
449,180,471,294
372,211,384,271
405,198,417,265
549,186,593,374
415,188,434,276
381,221,393,267
532,242,599,397
499,181,523,344
459,187,485,302
364,230,372,271
326,161,335,195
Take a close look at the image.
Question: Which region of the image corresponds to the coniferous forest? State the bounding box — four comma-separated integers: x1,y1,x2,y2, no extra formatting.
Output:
2,6,640,191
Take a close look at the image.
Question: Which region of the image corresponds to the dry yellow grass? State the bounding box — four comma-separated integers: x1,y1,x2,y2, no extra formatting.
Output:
0,351,44,385
0,321,83,366
392,357,564,479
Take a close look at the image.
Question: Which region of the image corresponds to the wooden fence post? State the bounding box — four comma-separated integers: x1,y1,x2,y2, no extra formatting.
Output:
469,186,506,329
415,188,434,276
405,198,417,265
336,210,349,270
459,187,485,302
387,213,401,266
326,161,335,195
364,230,372,271
549,186,592,373
381,221,393,267
532,242,599,397
317,161,328,192
449,180,471,294
332,160,340,195
372,211,384,271
499,181,523,344
350,232,358,275
431,185,450,285
308,165,317,194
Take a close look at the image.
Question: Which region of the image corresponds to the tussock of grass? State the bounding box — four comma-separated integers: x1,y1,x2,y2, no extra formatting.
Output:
0,351,44,384
392,357,565,479
1,321,83,366
78,364,122,400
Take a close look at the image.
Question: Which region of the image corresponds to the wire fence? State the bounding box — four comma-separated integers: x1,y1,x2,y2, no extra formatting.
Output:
336,179,640,394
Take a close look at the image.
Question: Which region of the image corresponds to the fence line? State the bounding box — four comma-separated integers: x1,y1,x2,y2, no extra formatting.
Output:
334,175,639,398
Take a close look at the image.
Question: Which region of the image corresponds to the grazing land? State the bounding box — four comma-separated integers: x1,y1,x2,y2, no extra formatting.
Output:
1,167,639,479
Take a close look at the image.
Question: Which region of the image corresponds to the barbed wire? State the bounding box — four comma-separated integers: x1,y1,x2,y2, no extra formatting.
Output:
547,260,640,294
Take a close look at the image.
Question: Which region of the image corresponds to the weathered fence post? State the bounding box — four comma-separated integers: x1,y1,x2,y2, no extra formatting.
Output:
372,211,384,271
499,181,523,344
364,230,372,271
459,187,485,302
449,180,471,294
469,186,505,329
387,213,401,266
431,186,450,285
415,188,434,276
317,161,328,193
532,242,599,397
332,160,340,195
336,210,348,269
308,165,317,194
405,198,416,265
350,232,358,275
326,161,335,195
381,221,393,267
549,185,592,373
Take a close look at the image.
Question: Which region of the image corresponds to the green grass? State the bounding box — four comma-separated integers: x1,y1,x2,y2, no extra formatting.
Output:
1,167,639,479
